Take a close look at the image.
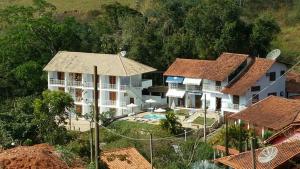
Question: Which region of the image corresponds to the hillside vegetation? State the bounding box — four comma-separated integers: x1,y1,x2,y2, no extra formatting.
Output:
1,0,300,61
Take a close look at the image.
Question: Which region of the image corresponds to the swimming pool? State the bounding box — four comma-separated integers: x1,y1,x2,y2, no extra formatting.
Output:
143,114,166,120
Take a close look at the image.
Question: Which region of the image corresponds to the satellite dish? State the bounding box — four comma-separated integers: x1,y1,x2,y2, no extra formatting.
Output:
266,49,281,60
258,146,278,163
120,51,127,57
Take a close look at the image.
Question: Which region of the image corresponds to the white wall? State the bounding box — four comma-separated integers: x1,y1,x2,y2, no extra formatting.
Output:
244,62,287,104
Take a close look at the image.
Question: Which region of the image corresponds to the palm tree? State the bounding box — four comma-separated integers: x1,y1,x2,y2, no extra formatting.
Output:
160,111,182,134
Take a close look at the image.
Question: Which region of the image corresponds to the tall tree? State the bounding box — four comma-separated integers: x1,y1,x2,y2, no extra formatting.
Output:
33,90,74,144
250,14,280,56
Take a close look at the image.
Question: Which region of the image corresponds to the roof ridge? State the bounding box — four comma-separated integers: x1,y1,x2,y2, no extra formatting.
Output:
116,53,129,76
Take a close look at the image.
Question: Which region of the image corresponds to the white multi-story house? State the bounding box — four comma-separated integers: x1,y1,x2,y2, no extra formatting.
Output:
44,51,156,116
164,52,287,114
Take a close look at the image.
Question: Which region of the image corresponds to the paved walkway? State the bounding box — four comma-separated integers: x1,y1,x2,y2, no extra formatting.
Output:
66,118,91,132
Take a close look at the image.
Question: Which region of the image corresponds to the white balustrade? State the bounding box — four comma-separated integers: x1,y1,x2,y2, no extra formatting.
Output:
49,79,65,85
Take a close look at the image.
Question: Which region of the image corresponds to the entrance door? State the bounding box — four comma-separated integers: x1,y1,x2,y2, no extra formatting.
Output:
195,95,202,108
130,98,134,104
216,97,222,111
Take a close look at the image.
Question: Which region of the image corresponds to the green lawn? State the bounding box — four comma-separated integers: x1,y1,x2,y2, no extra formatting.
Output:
193,117,215,126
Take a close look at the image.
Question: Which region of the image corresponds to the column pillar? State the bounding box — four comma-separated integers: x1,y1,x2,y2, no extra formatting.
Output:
116,76,121,116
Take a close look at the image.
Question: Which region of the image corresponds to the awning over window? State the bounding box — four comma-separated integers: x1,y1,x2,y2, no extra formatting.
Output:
166,89,185,98
166,76,184,83
183,78,202,85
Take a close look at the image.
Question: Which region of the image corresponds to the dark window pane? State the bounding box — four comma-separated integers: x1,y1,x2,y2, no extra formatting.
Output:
251,86,261,92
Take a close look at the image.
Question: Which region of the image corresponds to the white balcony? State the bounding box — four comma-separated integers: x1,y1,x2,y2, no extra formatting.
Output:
142,79,152,88
187,85,202,92
49,79,65,85
169,84,185,90
202,84,222,92
101,83,117,90
67,80,82,87
223,103,246,112
102,100,117,106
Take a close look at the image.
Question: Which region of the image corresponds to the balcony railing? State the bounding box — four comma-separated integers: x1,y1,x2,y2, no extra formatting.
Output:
67,80,82,87
49,79,65,85
226,103,240,110
101,83,117,90
202,84,222,92
102,100,117,106
187,85,202,92
169,85,186,90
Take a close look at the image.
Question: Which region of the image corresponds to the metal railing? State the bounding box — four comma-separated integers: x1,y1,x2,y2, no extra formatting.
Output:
102,100,117,106
202,84,222,92
49,79,65,85
67,80,82,87
101,83,117,90
187,85,202,91
225,103,240,110
169,85,186,90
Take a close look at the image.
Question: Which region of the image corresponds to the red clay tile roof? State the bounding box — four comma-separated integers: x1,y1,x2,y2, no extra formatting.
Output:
163,52,248,81
213,145,240,155
230,96,300,131
222,58,275,96
215,141,300,169
264,125,300,144
101,147,152,169
287,71,300,94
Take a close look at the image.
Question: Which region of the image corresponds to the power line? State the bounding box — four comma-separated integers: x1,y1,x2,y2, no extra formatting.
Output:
99,124,195,141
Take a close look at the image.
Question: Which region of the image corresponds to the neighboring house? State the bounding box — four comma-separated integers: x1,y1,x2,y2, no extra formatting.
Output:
44,51,156,116
164,52,287,114
230,96,300,138
101,147,152,169
286,71,300,98
215,141,300,169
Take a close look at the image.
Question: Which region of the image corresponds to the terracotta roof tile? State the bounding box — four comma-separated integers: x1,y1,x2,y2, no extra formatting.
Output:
101,147,152,169
164,53,248,81
230,96,300,130
215,141,300,169
222,58,275,96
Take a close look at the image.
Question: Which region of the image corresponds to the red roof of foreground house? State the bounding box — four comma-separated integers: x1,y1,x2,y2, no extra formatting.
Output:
163,53,248,81
222,58,275,96
101,147,152,169
264,125,300,144
215,141,300,169
230,96,300,131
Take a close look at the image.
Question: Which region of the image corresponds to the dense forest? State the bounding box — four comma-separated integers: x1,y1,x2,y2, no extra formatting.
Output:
0,0,299,162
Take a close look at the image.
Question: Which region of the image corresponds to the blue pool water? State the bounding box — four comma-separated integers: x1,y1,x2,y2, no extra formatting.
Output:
143,114,166,120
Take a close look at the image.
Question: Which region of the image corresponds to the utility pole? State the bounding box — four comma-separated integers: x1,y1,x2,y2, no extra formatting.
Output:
204,94,207,142
150,133,153,169
250,137,256,169
225,113,229,156
90,119,95,162
94,66,100,169
239,119,242,152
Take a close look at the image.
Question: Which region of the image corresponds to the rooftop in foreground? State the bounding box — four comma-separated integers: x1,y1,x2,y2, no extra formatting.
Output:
230,96,300,131
215,141,300,169
101,147,152,169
